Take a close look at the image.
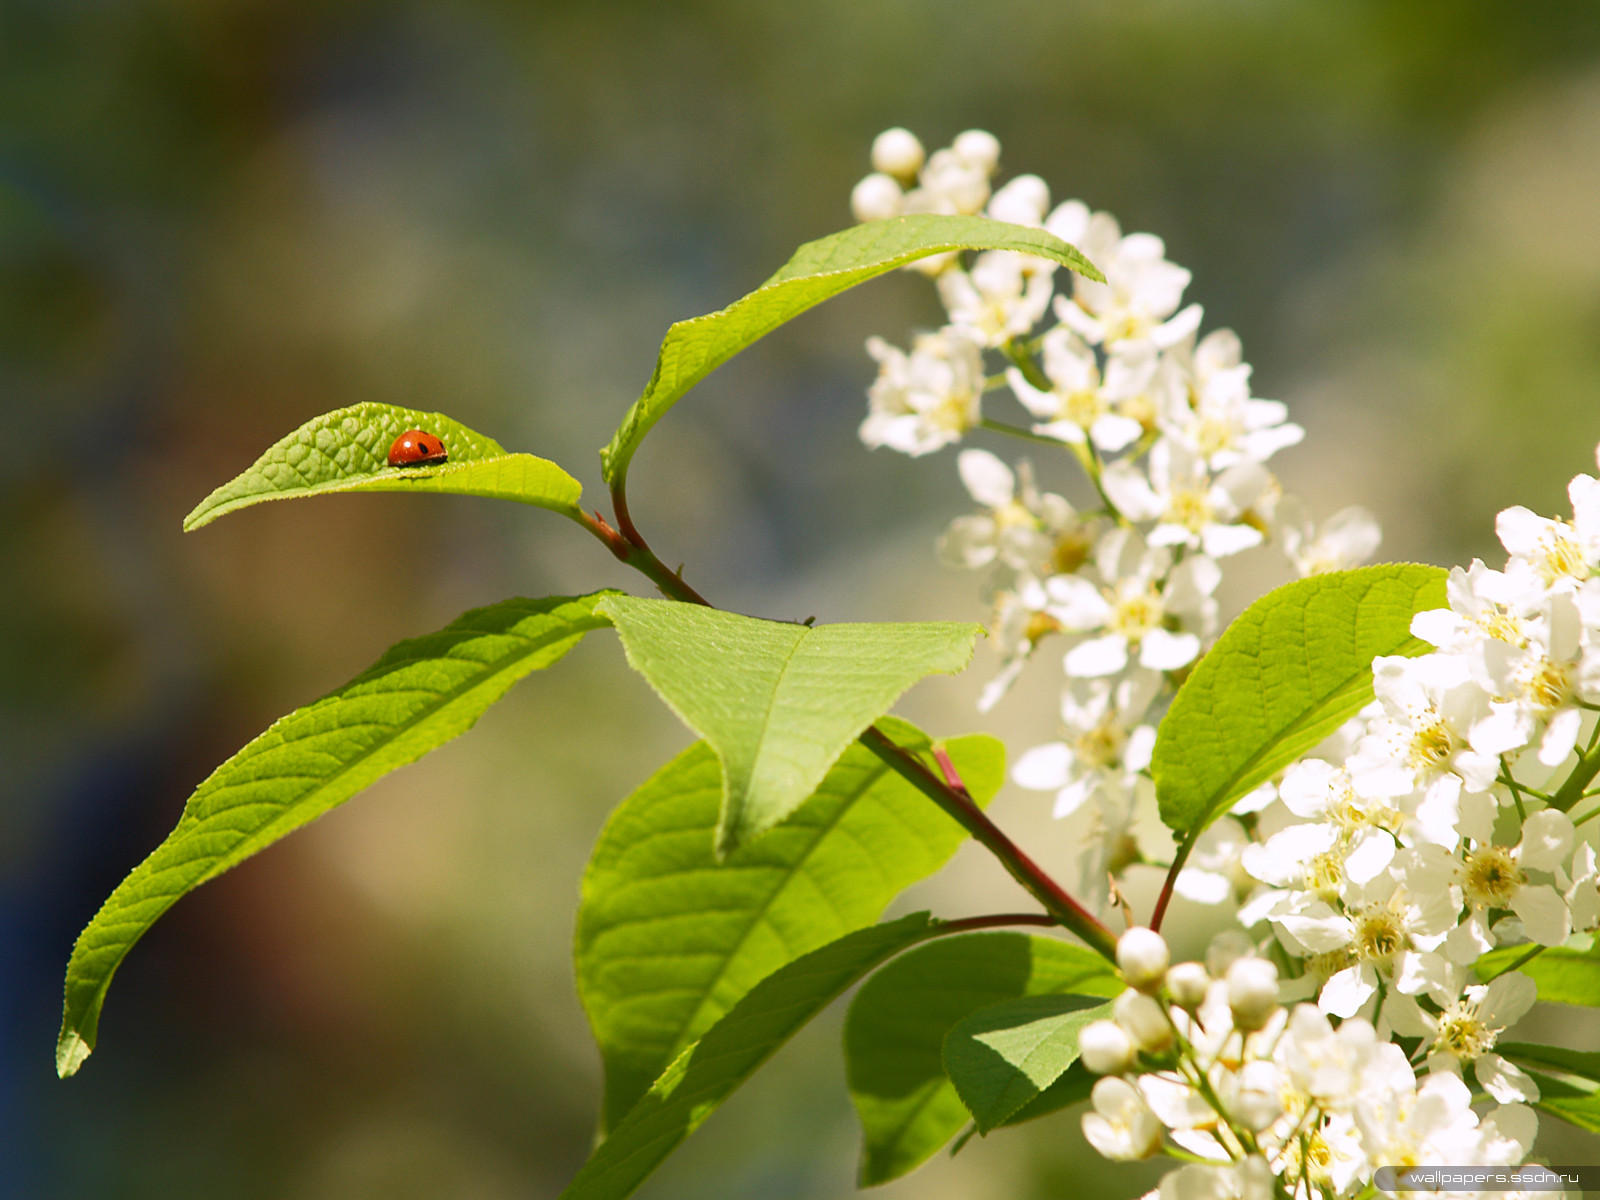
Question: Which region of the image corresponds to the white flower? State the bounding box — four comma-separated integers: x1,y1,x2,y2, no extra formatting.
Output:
1101,439,1269,560
859,328,985,456
1387,972,1539,1101
937,449,1081,574
1158,329,1304,470
1012,669,1160,817
1564,841,1600,932
1084,1076,1163,1160
1470,591,1589,768
1345,654,1498,847
1271,863,1458,1018
938,251,1055,347
1055,212,1200,350
1429,809,1576,962
1045,527,1220,677
1496,472,1600,600
986,173,1051,227
1273,497,1382,577
1355,1070,1523,1184
1411,560,1531,661
1158,1157,1273,1200
904,140,995,217
1004,326,1146,452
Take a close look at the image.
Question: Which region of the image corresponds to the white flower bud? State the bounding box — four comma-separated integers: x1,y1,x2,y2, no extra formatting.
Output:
1225,957,1279,1031
1117,927,1170,992
1230,1061,1284,1132
1165,962,1210,1010
1113,989,1173,1052
850,173,903,223
1078,1018,1136,1075
988,174,1050,226
870,127,925,182
1206,929,1255,979
951,128,1000,173
1082,1076,1162,1161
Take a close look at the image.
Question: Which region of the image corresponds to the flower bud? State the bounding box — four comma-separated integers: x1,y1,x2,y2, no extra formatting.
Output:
1113,989,1173,1052
1082,1076,1162,1161
1165,962,1210,1010
952,128,1001,173
1117,927,1170,992
1078,1018,1136,1075
870,128,925,182
850,173,903,223
1230,1061,1284,1132
988,174,1050,225
1225,956,1280,1031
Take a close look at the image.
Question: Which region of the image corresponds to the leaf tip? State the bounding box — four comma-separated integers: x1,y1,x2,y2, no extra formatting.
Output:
56,1028,91,1079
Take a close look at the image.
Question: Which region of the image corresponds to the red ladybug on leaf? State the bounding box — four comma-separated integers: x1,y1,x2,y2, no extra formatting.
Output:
387,430,448,467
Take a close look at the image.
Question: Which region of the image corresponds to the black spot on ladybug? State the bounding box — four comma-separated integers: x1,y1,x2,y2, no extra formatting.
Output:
388,430,448,468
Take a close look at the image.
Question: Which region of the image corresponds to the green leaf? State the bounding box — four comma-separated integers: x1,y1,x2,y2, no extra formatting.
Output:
1153,563,1447,840
57,592,613,1078
942,993,1112,1132
577,716,1004,1133
559,912,951,1200
595,595,981,855
1523,1071,1600,1134
844,932,1121,1185
995,1062,1096,1127
183,402,583,530
598,214,1103,490
1477,940,1600,1005
1499,1041,1600,1082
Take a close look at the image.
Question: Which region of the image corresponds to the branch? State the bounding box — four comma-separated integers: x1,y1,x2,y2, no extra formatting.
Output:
858,726,1118,960
578,505,1120,962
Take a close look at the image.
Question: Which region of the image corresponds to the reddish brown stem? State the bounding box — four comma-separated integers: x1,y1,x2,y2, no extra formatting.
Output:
572,505,1118,963
1148,833,1195,933
859,727,1118,961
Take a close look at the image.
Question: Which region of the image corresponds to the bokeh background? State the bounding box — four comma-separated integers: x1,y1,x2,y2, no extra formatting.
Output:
10,1,1600,1196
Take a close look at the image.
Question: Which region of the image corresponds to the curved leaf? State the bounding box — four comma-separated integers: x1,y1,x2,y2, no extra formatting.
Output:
596,595,981,855
57,592,613,1078
1499,1041,1600,1081
599,214,1103,490
1522,1071,1600,1134
577,716,1004,1133
1477,938,1600,1005
184,402,583,530
1153,563,1447,840
844,932,1120,1185
942,993,1111,1132
559,913,945,1200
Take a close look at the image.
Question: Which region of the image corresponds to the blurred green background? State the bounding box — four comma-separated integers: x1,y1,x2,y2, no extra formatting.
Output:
9,1,1600,1196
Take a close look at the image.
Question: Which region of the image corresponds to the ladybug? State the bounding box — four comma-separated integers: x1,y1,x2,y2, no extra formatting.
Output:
387,429,448,468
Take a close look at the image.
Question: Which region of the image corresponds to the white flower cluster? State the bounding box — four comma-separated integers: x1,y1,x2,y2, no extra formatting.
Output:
852,128,1600,1199
1082,929,1538,1200
1229,451,1600,1092
851,128,1380,903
